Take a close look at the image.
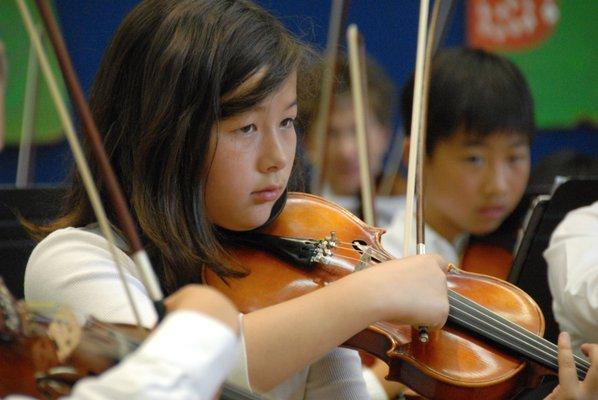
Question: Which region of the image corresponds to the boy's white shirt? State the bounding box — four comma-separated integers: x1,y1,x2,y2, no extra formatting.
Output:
382,196,468,263
544,201,598,354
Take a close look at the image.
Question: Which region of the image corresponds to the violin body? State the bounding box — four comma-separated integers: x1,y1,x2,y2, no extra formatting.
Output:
345,273,545,400
460,198,530,281
461,242,513,280
0,280,148,399
205,192,547,399
0,320,146,399
1,335,43,397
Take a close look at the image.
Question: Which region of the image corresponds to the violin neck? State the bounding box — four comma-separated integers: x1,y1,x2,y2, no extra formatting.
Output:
447,289,589,380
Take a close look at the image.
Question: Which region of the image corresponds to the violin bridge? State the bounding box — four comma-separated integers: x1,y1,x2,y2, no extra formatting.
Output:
325,231,337,247
49,307,81,362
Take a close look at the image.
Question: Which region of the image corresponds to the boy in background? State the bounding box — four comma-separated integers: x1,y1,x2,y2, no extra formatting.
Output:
302,56,405,228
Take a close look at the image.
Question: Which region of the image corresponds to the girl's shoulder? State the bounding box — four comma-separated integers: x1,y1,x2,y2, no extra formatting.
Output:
25,228,134,300
26,226,133,274
23,226,149,323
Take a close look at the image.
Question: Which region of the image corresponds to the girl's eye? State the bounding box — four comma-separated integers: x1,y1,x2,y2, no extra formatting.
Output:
236,124,257,134
281,118,295,129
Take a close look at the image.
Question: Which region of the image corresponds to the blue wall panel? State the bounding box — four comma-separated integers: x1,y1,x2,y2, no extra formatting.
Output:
0,1,595,184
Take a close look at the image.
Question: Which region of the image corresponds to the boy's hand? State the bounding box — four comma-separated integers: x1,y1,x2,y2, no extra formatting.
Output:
544,332,598,400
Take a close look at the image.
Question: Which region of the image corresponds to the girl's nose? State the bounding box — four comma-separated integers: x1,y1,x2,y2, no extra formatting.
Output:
258,129,291,173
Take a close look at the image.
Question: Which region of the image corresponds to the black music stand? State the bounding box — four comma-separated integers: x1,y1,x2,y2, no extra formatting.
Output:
0,186,65,298
508,177,598,344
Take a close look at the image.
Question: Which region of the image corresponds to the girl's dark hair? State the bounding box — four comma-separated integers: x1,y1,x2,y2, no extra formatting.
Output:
401,47,535,155
31,0,313,294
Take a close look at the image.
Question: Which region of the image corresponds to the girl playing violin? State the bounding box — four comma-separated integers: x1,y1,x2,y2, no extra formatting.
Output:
23,0,449,398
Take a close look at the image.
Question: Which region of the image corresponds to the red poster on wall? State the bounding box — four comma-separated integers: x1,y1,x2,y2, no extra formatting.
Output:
467,0,598,128
467,0,559,51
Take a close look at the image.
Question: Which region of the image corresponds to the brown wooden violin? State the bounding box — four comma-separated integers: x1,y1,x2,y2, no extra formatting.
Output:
460,198,530,281
205,192,590,400
0,278,262,400
0,277,148,398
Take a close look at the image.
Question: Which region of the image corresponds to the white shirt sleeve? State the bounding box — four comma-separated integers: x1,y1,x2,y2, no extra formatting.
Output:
544,201,598,351
303,347,369,400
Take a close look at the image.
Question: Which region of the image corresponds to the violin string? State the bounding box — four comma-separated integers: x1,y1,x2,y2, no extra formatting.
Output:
451,314,558,370
330,254,365,264
449,291,589,374
448,291,589,377
447,312,558,371
333,240,390,262
455,290,590,374
86,319,141,349
358,250,569,371
24,311,120,358
448,290,564,364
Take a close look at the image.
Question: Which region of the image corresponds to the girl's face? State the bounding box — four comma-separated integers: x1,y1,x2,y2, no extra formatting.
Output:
205,72,298,231
423,129,530,242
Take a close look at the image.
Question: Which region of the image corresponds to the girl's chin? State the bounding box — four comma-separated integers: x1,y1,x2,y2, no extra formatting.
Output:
470,220,504,236
221,212,272,232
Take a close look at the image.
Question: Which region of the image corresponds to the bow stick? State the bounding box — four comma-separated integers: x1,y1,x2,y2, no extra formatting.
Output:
15,24,41,188
32,0,164,304
347,24,376,226
379,0,454,198
309,0,350,195
403,0,444,342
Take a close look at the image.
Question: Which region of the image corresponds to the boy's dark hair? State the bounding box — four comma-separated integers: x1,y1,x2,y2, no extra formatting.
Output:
28,0,314,294
401,47,535,155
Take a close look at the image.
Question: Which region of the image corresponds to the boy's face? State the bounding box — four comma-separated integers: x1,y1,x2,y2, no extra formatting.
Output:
317,95,390,196
422,129,530,242
205,72,297,231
